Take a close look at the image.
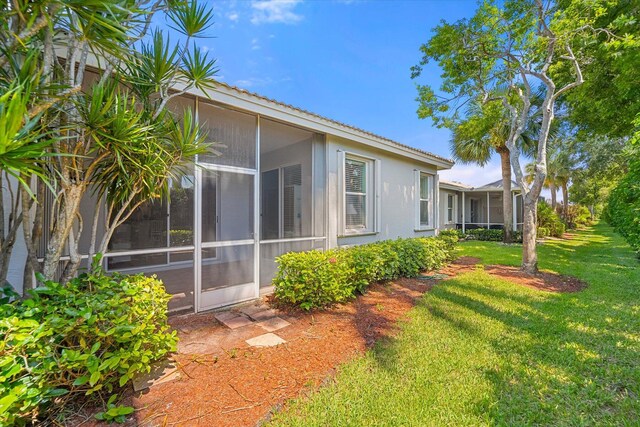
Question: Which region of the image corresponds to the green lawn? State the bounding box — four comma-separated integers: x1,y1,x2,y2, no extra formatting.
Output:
269,224,640,426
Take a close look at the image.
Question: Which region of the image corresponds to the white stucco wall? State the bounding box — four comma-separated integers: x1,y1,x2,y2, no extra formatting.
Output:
325,135,439,249
3,175,27,295
439,189,461,229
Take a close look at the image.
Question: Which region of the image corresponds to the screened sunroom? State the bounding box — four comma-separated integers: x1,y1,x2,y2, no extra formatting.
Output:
83,95,327,313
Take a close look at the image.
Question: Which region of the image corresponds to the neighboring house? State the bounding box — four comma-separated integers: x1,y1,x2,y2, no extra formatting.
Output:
5,78,454,314
439,179,524,231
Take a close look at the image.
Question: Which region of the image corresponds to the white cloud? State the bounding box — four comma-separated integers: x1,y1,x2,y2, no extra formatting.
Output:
251,38,261,50
227,11,239,22
250,0,303,25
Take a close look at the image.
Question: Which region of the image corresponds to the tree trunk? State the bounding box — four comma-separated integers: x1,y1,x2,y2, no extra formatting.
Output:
41,183,84,281
549,183,557,209
521,195,538,274
561,181,569,220
498,148,513,243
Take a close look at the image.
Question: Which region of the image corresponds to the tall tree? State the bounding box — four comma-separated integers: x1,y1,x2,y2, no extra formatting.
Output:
568,134,630,217
411,0,603,273
557,0,640,138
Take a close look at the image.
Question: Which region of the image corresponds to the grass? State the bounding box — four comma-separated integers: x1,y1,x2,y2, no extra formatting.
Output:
269,223,640,426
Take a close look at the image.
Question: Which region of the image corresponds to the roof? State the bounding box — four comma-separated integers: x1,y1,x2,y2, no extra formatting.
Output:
474,179,520,191
439,180,473,190
441,178,521,192
196,80,455,169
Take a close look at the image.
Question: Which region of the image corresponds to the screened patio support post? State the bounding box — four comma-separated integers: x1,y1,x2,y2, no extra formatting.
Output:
512,192,517,232
487,191,490,230
462,191,466,233
254,114,261,299
194,96,202,313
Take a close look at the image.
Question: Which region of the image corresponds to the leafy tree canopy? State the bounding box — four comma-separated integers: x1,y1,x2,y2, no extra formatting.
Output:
555,0,640,137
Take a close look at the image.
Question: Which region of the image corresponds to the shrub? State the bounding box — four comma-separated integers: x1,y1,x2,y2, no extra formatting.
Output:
538,227,550,238
462,228,523,243
606,140,640,254
0,268,177,426
466,228,503,241
437,229,460,259
563,204,592,229
575,206,592,227
273,236,456,310
537,201,565,237
273,249,355,310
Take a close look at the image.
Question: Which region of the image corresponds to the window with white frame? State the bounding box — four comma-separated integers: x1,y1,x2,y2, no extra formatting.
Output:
447,193,455,223
418,172,434,229
344,155,374,233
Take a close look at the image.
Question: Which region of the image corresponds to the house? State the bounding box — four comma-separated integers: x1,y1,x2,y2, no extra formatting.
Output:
438,179,524,231
6,79,455,314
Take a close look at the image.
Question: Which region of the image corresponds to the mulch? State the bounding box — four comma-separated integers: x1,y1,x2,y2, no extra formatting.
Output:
70,256,585,426
484,264,587,293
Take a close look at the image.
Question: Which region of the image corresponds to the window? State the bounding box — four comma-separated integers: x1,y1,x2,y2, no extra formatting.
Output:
417,172,434,229
447,194,454,223
345,157,367,230
282,164,303,237
343,154,376,233
470,198,479,223
261,164,303,239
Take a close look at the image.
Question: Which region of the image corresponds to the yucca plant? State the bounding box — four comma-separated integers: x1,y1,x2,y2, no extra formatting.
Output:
0,0,218,291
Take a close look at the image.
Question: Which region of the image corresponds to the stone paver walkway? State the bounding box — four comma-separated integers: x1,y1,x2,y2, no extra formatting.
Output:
168,299,295,356
214,303,291,346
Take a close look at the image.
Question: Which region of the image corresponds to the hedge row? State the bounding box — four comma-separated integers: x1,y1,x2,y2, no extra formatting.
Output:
273,233,458,310
0,268,177,425
461,228,523,242
606,141,640,254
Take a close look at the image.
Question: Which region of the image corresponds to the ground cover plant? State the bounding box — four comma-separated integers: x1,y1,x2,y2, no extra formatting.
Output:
0,266,177,425
269,223,640,426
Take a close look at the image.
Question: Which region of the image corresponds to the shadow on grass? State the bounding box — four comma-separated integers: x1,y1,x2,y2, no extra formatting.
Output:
363,224,640,425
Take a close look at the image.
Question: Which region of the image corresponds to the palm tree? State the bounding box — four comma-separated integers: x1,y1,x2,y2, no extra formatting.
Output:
451,100,536,243
525,144,572,216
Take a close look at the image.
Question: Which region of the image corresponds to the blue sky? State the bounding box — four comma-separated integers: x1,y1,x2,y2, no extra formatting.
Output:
187,0,505,185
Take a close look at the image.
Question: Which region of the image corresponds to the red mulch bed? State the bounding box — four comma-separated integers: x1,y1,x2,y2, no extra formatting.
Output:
68,256,585,426
484,265,587,292
129,280,432,427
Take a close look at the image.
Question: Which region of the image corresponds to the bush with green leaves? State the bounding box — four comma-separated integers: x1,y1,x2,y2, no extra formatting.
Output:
538,227,550,238
0,268,177,425
436,229,460,259
606,137,640,254
463,228,523,243
273,235,456,310
273,249,355,310
537,201,565,237
564,204,592,229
